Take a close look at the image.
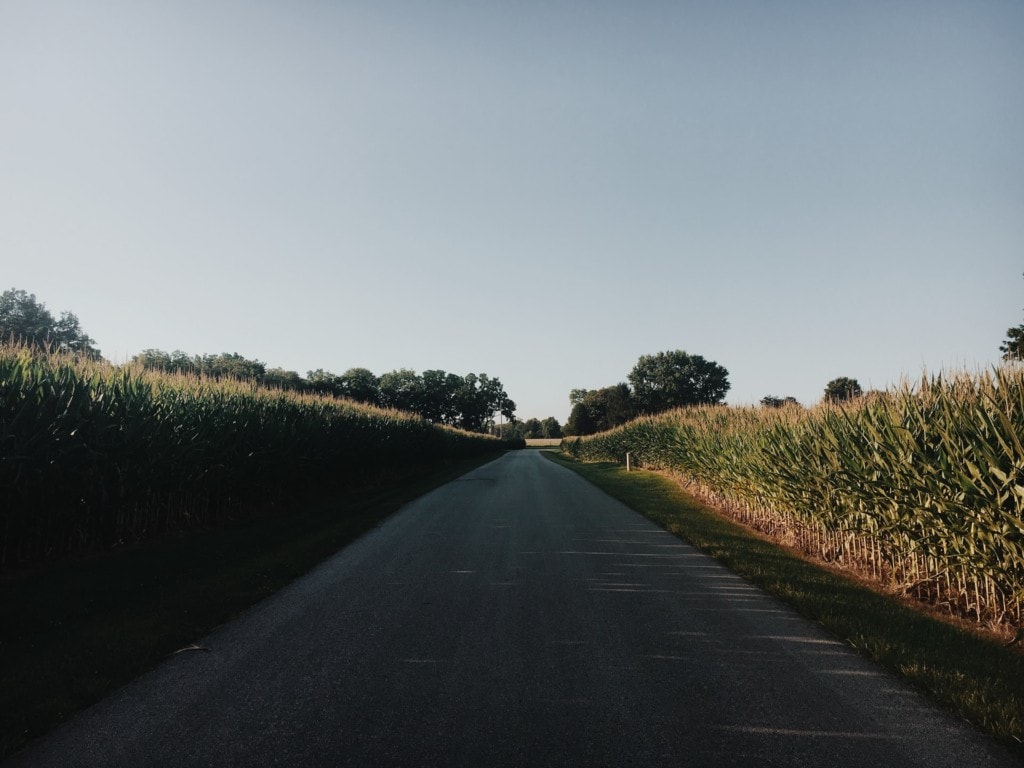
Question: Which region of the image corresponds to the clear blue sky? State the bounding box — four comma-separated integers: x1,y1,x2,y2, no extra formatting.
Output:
3,1,1022,423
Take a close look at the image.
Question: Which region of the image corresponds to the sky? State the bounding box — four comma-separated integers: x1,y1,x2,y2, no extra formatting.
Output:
2,1,1022,423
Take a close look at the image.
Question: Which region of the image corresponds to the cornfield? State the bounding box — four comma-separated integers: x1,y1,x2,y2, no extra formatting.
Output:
0,346,504,566
563,368,1024,630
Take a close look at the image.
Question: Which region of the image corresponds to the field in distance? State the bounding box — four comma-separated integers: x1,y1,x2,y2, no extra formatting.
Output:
525,438,563,447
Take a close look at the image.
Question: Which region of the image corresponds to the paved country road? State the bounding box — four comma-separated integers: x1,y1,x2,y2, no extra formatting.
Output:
6,451,1020,767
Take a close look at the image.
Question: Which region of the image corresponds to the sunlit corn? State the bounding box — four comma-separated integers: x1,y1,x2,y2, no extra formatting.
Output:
563,368,1024,629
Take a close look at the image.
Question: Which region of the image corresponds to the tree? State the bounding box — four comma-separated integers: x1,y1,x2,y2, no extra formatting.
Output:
133,348,174,371
167,350,197,373
0,288,100,358
1001,278,1024,360
306,369,343,397
569,388,591,406
999,272,1024,360
133,348,200,374
419,369,463,424
52,311,100,357
132,349,269,381
568,384,636,432
337,368,380,404
198,352,266,381
0,288,52,346
521,418,543,439
592,383,635,429
761,395,800,408
566,402,597,436
823,377,862,403
494,422,525,440
453,372,515,432
1001,328,1024,361
263,367,305,391
540,417,562,438
369,369,515,432
379,369,423,412
628,350,729,414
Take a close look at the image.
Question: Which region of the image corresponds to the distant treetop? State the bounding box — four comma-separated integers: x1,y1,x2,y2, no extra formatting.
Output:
0,288,100,359
761,395,800,408
823,377,862,403
566,348,730,436
1001,274,1024,361
628,350,730,413
131,350,515,434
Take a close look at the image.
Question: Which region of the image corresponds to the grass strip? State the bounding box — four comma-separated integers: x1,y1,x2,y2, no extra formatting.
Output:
545,452,1024,755
0,454,500,761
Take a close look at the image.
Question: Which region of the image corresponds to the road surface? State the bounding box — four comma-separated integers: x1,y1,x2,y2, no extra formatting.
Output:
6,450,1020,767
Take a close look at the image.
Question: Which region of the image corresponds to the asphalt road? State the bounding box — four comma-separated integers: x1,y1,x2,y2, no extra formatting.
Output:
7,451,1020,767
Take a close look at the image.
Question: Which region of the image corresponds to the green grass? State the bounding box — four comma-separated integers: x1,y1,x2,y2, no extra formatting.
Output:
546,452,1024,754
0,454,500,760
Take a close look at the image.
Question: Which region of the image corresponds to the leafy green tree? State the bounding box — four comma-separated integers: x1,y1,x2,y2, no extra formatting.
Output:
569,388,591,406
198,352,266,381
379,368,423,412
761,395,800,408
591,383,635,429
628,350,729,413
453,372,515,432
565,384,634,433
337,367,380,404
540,417,562,438
131,350,516,432
361,368,515,432
494,422,525,440
0,288,100,358
999,273,1024,360
133,348,174,371
133,349,269,380
521,418,543,439
0,289,52,345
1001,328,1024,361
823,376,862,403
419,369,464,424
52,311,99,357
133,349,196,374
306,369,343,397
168,350,196,372
566,402,597,436
263,367,305,391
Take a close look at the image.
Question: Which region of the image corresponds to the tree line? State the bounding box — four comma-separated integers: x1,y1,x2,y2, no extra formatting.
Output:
131,354,515,435
564,351,877,436
495,416,563,441
0,289,515,435
566,350,731,436
8,282,1024,438
0,289,100,359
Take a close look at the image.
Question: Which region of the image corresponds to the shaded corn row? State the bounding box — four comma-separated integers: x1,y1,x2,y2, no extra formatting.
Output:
563,369,1024,628
0,347,505,566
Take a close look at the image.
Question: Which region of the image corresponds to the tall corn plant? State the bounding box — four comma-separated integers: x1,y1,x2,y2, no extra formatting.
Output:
0,346,503,566
565,368,1024,628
